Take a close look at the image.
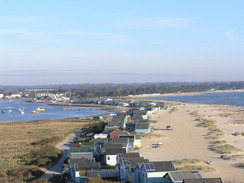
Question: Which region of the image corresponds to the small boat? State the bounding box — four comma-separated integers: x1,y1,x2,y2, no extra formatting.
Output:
62,107,72,111
35,107,45,111
32,110,39,113
2,109,13,114
18,108,25,115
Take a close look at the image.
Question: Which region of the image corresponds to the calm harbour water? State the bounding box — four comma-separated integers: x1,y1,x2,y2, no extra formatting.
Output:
0,100,110,122
140,92,244,106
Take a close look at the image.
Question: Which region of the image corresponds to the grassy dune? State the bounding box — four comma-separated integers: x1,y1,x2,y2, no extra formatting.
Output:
0,118,96,182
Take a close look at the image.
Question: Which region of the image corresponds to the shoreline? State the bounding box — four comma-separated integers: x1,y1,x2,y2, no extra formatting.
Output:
1,95,244,181
130,89,244,98
140,101,244,182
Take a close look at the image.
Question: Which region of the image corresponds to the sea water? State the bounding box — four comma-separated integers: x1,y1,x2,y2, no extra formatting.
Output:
0,100,110,122
139,92,244,106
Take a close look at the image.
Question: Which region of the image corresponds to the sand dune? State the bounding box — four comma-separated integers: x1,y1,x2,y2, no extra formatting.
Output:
139,103,244,182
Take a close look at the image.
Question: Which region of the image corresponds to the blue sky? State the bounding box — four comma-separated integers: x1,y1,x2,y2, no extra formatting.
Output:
0,0,244,85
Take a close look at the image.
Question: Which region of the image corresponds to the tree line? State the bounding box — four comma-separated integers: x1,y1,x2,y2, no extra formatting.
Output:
62,81,244,98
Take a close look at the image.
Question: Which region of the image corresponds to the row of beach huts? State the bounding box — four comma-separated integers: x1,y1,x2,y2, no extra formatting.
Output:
66,100,223,183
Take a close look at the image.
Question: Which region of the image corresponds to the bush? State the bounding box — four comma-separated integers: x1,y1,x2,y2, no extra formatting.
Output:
49,175,65,183
233,132,241,136
11,166,44,182
174,158,205,164
176,165,215,172
33,136,63,146
32,179,51,183
87,177,118,183
22,146,62,166
210,140,241,154
82,122,106,135
0,167,8,183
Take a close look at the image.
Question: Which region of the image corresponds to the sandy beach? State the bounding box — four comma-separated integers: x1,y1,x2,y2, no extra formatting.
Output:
131,89,244,98
139,102,244,182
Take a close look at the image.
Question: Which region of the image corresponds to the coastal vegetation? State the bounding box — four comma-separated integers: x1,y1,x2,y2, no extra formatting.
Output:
173,158,216,172
140,132,166,139
189,107,244,175
174,158,206,164
2,81,244,98
176,165,216,172
209,140,241,154
66,81,244,98
0,118,96,182
233,131,244,136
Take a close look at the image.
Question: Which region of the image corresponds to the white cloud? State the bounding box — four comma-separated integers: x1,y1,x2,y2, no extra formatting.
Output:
59,30,134,44
224,30,244,42
115,17,188,28
0,29,22,34
224,30,235,41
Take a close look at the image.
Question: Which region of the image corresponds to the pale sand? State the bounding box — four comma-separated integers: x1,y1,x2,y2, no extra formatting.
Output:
131,89,244,98
139,103,244,182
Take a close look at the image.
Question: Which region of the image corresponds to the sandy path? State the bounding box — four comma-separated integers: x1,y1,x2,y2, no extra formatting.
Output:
38,130,83,180
139,103,244,182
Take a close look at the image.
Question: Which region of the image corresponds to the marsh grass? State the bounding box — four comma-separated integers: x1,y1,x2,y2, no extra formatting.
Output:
233,131,244,136
195,118,216,128
140,133,166,139
0,118,94,181
220,154,244,160
169,106,179,113
176,165,216,172
189,111,200,116
174,158,216,172
210,140,241,154
174,158,206,164
192,115,243,155
235,163,244,168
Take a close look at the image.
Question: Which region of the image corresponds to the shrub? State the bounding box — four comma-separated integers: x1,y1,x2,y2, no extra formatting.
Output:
11,166,44,182
33,136,62,146
189,111,199,116
32,180,50,183
210,140,241,154
82,122,106,135
169,107,178,113
176,165,216,172
0,167,8,183
233,132,241,136
48,175,65,183
174,158,205,164
22,146,62,166
87,177,118,183
236,163,244,168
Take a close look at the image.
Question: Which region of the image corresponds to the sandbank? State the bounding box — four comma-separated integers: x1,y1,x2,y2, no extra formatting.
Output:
131,89,244,98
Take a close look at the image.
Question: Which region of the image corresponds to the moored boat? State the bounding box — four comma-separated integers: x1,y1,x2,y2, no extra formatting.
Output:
2,109,13,114
18,108,25,115
32,110,39,113
35,107,45,111
62,107,72,111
